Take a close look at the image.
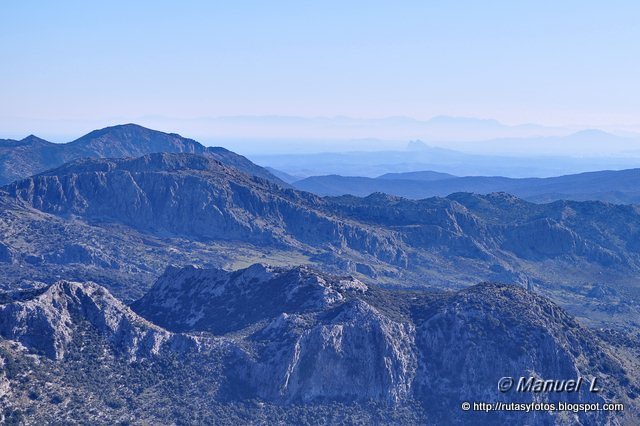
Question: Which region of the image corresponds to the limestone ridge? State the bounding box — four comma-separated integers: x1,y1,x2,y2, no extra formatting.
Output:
0,264,633,423
0,280,197,360
131,264,628,415
328,191,640,268
131,263,369,333
3,152,406,265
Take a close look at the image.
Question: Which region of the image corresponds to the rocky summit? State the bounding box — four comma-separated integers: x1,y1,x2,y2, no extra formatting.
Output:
1,264,637,424
0,280,197,360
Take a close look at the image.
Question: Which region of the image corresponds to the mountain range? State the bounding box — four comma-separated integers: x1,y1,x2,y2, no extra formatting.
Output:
1,264,637,424
0,123,284,186
0,138,639,328
294,168,640,204
1,124,640,423
250,139,640,180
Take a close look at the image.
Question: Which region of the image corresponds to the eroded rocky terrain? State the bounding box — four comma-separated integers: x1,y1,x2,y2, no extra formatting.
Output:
1,125,640,424
1,265,637,424
0,143,639,327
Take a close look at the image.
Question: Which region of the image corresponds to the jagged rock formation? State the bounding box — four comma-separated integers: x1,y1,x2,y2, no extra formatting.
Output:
133,265,417,403
0,264,637,424
0,265,638,424
248,299,417,404
131,264,636,423
0,280,196,360
0,124,283,185
131,264,368,333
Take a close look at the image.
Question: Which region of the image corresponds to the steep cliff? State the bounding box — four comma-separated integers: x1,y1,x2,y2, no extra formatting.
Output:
0,265,636,424
3,153,406,265
0,280,196,360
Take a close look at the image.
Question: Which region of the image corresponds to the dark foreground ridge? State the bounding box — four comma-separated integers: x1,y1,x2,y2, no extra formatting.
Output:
1,264,637,424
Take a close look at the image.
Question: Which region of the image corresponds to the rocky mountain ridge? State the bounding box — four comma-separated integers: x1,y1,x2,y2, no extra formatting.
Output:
2,152,406,264
2,151,640,327
0,280,197,360
131,263,368,333
1,264,637,424
294,168,640,204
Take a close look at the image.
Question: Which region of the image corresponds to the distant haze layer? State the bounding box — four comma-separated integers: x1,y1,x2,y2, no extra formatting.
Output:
3,115,640,158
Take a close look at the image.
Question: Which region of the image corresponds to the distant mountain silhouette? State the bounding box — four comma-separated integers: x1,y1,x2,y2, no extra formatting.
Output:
377,170,456,181
0,124,284,185
295,168,640,204
252,129,640,178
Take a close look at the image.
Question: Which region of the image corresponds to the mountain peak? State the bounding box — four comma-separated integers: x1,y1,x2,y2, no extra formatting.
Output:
75,123,182,143
0,280,194,360
566,128,622,141
0,123,285,186
132,263,367,334
68,123,203,154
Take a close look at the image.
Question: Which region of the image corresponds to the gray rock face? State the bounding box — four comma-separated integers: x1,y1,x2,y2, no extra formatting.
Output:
133,264,417,403
249,300,417,404
132,263,368,333
0,264,636,424
3,153,406,266
0,280,195,360
129,264,632,422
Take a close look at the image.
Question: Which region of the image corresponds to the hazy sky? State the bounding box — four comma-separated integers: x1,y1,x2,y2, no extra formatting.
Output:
2,1,640,140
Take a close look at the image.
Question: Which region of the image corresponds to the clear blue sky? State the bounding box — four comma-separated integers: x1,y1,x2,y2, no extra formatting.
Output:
2,0,639,137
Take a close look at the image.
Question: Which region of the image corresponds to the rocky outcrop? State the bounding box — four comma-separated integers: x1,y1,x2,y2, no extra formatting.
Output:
413,283,619,422
131,263,368,333
130,264,632,422
249,300,416,404
0,280,196,360
0,265,636,424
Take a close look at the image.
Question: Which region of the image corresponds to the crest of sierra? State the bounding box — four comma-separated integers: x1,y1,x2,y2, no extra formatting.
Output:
0,124,638,424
